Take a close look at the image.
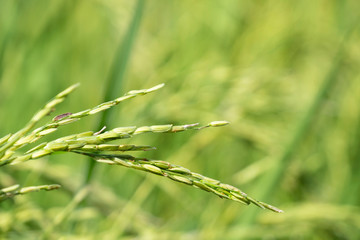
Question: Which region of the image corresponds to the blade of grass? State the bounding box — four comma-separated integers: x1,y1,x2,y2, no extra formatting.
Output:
84,0,146,185
239,23,357,224
0,1,18,81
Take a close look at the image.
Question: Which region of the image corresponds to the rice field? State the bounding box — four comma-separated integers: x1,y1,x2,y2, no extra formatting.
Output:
0,1,359,239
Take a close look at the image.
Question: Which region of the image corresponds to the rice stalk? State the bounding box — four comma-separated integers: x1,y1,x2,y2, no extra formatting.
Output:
0,83,164,164
79,152,283,213
12,83,165,150
0,184,61,202
1,122,228,166
0,83,282,212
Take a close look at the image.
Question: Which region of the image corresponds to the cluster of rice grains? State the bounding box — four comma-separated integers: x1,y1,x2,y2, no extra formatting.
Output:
0,84,282,212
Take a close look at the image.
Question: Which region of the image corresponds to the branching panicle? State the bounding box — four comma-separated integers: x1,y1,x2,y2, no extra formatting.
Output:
0,84,282,212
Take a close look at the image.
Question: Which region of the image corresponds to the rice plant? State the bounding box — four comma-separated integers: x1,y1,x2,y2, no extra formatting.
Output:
0,83,283,213
2,1,359,239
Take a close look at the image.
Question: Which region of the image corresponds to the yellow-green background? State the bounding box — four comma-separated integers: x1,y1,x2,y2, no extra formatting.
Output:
1,0,360,239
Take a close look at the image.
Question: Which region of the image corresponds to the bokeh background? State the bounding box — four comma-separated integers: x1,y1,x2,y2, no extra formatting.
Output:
1,0,360,239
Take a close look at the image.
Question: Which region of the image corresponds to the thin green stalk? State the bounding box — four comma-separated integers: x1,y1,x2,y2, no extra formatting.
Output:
85,0,146,184
0,1,18,80
101,0,145,119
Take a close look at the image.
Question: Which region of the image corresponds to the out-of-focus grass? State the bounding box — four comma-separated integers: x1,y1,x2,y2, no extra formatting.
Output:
1,0,360,239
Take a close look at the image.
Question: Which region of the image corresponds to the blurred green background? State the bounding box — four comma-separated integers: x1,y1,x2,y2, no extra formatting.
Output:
1,0,360,239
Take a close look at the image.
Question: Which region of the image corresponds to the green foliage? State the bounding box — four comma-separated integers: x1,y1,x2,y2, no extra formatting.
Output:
1,0,360,239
